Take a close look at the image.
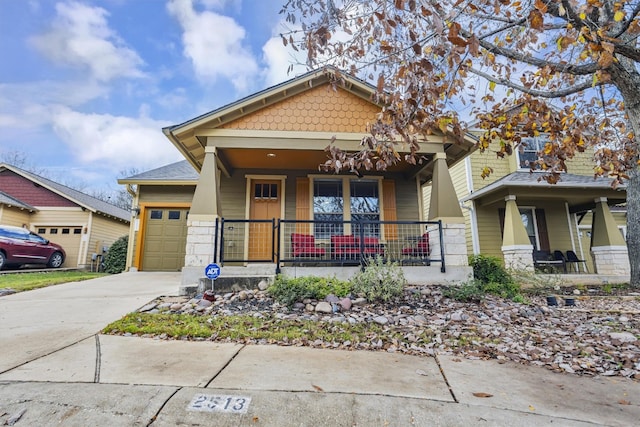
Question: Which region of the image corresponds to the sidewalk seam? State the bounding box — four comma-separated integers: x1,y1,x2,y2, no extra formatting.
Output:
146,386,182,426
0,335,95,375
94,334,101,383
204,344,246,388
434,354,458,403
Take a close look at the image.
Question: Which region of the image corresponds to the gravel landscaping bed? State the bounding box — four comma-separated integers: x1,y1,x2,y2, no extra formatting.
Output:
134,285,640,381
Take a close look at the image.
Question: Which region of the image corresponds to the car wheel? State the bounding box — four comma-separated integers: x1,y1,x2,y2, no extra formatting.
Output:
0,252,5,270
48,252,64,268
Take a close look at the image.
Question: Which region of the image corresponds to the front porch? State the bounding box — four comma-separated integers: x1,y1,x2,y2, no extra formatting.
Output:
182,218,474,290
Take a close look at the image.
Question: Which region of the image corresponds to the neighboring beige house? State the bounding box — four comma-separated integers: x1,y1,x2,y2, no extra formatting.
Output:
0,163,131,269
120,68,479,287
424,140,629,278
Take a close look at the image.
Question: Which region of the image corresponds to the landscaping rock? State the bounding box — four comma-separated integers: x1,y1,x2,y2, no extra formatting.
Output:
315,301,332,313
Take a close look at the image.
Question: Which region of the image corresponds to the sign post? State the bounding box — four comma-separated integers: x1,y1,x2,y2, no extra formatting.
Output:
204,263,221,292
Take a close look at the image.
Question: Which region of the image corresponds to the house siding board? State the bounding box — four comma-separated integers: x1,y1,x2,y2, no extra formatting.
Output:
475,205,504,258
138,185,195,204
220,174,247,218
87,215,129,268
0,170,77,207
393,177,420,221
219,84,379,133
564,150,595,176
470,151,511,189
0,207,30,227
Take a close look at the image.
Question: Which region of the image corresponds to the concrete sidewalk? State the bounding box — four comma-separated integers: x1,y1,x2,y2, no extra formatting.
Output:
1,273,639,426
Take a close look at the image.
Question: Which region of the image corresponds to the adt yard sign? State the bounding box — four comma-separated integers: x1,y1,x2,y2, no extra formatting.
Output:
205,263,221,280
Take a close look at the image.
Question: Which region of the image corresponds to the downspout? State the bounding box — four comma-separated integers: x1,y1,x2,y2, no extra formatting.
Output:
461,157,479,254
125,183,140,271
460,200,480,254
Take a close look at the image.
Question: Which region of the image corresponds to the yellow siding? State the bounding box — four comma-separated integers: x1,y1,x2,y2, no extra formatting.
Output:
0,206,31,227
219,84,379,133
475,205,504,258
470,150,512,190
565,149,597,176
87,214,129,268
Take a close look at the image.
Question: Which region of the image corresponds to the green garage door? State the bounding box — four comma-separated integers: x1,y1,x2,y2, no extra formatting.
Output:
142,208,189,271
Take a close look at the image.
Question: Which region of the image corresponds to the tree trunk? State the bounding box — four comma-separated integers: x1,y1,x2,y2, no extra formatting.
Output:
611,60,640,287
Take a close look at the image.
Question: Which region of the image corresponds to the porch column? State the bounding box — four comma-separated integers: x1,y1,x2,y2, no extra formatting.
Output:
501,195,534,271
591,197,630,276
428,153,468,267
183,146,221,287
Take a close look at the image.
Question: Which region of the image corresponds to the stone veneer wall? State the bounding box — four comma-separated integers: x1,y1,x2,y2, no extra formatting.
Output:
182,219,218,286
501,245,535,271
428,223,469,267
591,246,630,276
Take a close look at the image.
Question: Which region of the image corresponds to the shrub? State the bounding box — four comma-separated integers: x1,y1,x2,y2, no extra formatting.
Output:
268,275,351,307
103,235,128,274
469,255,512,285
350,257,406,303
459,254,524,301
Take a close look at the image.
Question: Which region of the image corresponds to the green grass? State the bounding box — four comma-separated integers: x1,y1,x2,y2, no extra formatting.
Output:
103,313,435,346
0,271,108,292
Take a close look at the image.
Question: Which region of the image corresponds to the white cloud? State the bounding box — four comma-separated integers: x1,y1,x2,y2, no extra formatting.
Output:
0,80,107,131
167,0,258,92
30,1,144,82
50,107,182,171
261,32,308,87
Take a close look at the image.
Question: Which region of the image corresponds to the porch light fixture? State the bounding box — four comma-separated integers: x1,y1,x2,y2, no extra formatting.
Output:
267,153,276,158
132,207,140,216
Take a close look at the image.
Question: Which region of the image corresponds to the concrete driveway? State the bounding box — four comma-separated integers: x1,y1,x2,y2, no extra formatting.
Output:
0,271,178,373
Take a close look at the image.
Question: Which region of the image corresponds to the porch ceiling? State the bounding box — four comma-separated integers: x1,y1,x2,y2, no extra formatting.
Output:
217,147,434,176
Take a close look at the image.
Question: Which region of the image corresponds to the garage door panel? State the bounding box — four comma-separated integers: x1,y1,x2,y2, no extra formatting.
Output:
142,208,188,271
36,226,83,267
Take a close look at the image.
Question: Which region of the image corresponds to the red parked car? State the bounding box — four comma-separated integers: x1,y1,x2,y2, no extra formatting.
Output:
0,225,66,270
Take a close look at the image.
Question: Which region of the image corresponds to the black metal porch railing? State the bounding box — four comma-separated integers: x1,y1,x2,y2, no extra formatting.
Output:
214,218,446,273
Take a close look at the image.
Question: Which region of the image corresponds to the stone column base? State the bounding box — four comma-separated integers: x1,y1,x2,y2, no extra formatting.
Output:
429,222,468,266
591,246,630,276
182,219,218,286
502,244,534,271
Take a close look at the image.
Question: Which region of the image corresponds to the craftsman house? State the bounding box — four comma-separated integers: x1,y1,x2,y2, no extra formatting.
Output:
428,139,629,278
119,68,479,287
0,163,130,269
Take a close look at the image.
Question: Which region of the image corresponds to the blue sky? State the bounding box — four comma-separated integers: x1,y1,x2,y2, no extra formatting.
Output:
0,0,306,197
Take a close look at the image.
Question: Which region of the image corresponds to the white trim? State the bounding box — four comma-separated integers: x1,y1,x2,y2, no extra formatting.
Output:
33,206,84,211
470,200,480,254
591,245,628,252
501,244,534,251
244,174,287,180
464,157,474,194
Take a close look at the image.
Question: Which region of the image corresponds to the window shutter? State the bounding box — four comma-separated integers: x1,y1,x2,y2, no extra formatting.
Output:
296,177,310,233
536,209,550,252
382,180,398,240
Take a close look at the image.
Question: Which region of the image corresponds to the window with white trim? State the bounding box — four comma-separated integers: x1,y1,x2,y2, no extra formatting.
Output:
518,136,546,170
519,208,538,248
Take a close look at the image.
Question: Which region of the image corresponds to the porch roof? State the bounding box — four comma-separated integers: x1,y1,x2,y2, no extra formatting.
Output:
162,67,478,183
0,190,37,212
118,161,198,185
461,171,627,212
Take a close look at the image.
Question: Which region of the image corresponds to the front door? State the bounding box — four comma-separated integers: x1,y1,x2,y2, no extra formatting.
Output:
249,180,281,261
